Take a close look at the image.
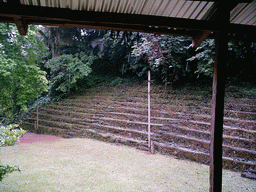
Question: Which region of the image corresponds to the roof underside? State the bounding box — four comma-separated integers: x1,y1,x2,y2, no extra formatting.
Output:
0,0,256,42
23,0,255,26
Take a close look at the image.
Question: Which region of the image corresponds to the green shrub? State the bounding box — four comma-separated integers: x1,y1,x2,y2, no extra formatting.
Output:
0,165,20,182
110,77,136,86
45,53,97,99
0,124,26,147
110,77,125,86
0,124,26,182
77,75,114,90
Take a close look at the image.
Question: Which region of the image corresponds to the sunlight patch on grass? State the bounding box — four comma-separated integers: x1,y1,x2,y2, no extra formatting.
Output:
0,138,255,192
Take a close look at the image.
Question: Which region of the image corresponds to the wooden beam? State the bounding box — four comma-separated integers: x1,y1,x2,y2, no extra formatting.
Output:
7,0,28,35
0,2,234,33
18,19,199,37
0,2,255,41
192,30,211,48
14,16,28,35
191,1,241,49
210,2,229,192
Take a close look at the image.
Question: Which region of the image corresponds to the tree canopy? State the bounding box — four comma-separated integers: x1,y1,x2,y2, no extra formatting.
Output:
0,24,255,121
45,53,96,99
0,24,48,117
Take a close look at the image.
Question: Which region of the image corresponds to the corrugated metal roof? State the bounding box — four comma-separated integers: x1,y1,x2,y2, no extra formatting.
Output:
231,2,256,25
20,0,256,26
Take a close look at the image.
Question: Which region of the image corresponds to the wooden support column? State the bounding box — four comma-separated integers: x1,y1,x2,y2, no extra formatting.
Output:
210,3,229,192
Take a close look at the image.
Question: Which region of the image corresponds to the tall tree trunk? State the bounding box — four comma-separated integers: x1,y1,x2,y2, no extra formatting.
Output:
49,28,55,58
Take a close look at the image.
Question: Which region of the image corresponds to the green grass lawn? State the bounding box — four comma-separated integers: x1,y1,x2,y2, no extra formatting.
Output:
0,137,255,192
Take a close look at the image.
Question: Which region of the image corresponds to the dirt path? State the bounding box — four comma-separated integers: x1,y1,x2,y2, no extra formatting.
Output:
18,132,63,144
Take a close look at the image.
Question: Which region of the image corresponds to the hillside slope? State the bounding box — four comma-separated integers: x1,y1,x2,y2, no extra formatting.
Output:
20,85,256,171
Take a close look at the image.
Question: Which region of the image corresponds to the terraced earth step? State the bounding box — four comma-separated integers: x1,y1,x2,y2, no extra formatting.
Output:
27,106,255,140
69,98,256,113
195,114,256,129
25,118,90,131
20,122,70,137
92,116,163,129
46,101,256,129
35,107,256,134
182,120,255,137
90,114,254,142
88,123,155,141
158,130,255,161
29,112,97,125
99,111,255,135
24,112,255,150
27,109,255,150
77,128,149,151
21,85,255,172
63,94,256,113
157,131,256,158
45,102,256,130
154,141,255,171
20,120,255,171
57,98,256,120
20,120,148,149
22,116,255,162
39,108,94,119
106,110,256,125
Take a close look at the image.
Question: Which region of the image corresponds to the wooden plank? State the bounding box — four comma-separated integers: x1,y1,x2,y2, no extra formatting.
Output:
210,3,229,192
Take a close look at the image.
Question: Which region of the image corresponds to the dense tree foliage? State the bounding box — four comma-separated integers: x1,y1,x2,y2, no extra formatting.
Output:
187,39,215,78
0,24,48,117
0,24,255,122
131,34,192,84
45,53,96,98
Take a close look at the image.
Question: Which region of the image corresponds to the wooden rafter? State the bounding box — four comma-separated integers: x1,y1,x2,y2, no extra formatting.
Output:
191,1,243,48
191,30,211,48
13,15,28,35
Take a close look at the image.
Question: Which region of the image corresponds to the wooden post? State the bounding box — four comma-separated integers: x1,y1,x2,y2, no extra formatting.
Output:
148,70,151,150
150,141,155,154
36,94,39,133
210,3,229,192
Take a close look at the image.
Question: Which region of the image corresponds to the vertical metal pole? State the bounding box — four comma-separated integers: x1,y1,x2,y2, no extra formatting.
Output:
148,70,151,150
210,3,229,192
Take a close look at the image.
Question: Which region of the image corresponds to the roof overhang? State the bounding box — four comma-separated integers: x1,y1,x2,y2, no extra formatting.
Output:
0,0,255,44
